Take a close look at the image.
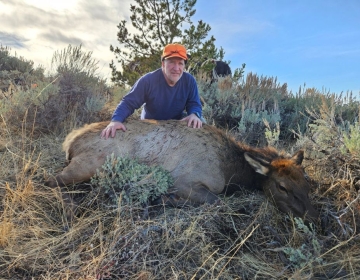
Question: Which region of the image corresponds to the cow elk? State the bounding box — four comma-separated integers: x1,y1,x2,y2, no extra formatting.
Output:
46,120,319,225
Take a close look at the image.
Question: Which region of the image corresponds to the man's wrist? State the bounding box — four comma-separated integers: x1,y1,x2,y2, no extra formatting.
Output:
194,112,201,119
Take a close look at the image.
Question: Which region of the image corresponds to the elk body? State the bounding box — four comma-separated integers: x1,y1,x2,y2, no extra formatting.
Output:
46,119,319,223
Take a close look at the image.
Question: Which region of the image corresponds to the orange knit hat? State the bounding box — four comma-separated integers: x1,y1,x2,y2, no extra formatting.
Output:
161,43,188,61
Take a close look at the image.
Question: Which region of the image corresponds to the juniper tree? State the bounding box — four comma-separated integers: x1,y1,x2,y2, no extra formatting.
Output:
110,0,224,86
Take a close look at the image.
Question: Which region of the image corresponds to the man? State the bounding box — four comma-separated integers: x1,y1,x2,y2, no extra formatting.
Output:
101,43,203,139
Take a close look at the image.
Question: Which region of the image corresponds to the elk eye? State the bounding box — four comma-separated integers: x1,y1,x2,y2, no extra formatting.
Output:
278,184,288,194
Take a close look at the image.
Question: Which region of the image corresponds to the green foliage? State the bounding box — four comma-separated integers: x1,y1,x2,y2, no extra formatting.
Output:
290,94,360,194
232,63,246,83
199,73,360,147
110,0,224,86
110,85,130,105
0,45,35,73
84,96,105,113
264,119,280,147
49,45,111,130
0,84,31,116
282,218,323,269
51,44,99,76
301,94,347,154
238,109,281,133
200,80,241,128
342,122,360,157
0,45,112,135
238,109,281,145
52,45,109,99
0,45,45,97
91,154,174,206
0,80,61,133
200,73,284,144
288,87,360,139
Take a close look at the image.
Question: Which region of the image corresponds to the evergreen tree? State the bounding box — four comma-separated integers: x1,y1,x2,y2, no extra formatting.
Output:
110,0,224,86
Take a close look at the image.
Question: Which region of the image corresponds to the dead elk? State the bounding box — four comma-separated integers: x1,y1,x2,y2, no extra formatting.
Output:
45,119,319,225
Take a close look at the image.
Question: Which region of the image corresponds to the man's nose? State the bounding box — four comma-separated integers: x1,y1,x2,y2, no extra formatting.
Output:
173,63,182,70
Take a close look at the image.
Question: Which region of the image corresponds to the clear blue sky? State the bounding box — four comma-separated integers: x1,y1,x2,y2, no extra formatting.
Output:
1,0,359,96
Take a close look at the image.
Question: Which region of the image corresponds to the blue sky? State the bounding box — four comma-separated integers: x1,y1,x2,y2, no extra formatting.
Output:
194,0,360,95
1,0,359,96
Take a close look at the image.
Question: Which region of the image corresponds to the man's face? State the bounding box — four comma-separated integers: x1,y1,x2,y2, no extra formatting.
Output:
162,57,185,86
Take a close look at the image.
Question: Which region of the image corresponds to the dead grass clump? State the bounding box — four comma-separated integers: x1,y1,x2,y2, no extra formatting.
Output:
0,217,13,247
63,187,357,280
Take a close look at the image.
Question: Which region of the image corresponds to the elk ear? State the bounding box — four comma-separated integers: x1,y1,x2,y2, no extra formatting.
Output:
291,150,304,166
244,153,270,176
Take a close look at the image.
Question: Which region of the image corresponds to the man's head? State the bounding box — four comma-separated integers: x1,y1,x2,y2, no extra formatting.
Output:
161,43,188,86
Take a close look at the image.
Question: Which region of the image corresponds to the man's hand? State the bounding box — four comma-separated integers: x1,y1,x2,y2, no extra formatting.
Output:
180,113,202,128
100,121,127,139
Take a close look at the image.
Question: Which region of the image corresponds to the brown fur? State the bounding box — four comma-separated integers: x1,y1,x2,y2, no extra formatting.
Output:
46,119,319,223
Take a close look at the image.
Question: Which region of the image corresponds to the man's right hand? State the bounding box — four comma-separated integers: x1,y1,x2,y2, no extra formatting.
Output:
100,121,126,139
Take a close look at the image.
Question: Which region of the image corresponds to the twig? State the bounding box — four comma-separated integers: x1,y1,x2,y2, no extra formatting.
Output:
36,75,60,98
338,190,360,219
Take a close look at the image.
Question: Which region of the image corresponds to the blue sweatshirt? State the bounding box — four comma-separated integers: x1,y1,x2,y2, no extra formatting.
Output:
111,68,202,122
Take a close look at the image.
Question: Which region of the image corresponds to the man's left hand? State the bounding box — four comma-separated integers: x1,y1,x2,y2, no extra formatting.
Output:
180,113,202,128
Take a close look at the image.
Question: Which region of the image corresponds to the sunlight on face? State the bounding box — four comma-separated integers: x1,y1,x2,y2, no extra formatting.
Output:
162,57,185,86
24,0,78,11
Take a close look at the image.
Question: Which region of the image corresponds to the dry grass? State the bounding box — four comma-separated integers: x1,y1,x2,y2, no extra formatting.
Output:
1,111,360,279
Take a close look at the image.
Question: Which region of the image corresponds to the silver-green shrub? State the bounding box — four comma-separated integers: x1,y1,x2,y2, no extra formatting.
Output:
236,108,281,145
282,218,323,269
264,119,280,147
90,153,174,206
342,122,360,157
